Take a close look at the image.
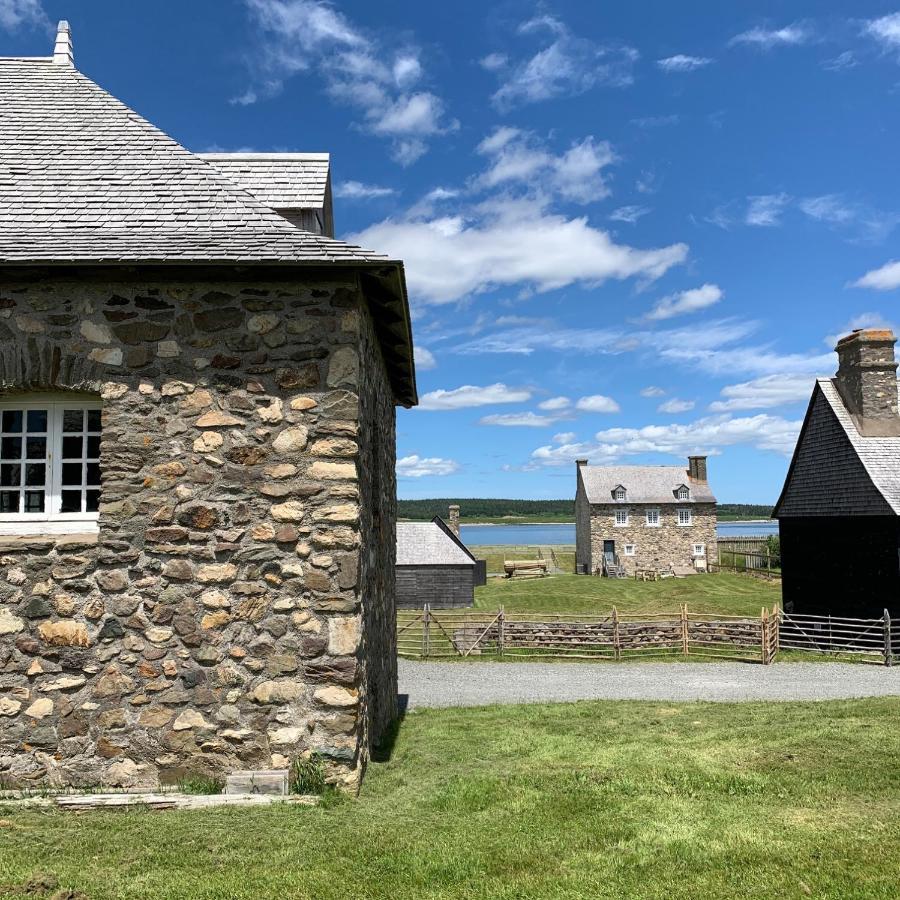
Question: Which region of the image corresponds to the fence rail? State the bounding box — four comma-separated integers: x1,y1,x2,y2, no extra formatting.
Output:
398,607,895,665
712,544,780,578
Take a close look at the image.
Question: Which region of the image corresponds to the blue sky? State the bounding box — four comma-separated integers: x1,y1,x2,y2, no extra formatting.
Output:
3,1,900,504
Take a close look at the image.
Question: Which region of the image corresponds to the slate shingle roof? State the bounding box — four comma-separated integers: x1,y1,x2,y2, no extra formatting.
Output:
396,521,476,566
579,465,716,505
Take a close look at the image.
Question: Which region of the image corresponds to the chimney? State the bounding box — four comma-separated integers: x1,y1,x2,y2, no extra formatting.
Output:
576,458,588,468
835,329,899,425
688,455,708,483
448,504,460,538
53,21,74,66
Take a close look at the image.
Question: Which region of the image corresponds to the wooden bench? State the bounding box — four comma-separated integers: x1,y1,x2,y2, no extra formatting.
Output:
634,568,659,582
503,559,548,578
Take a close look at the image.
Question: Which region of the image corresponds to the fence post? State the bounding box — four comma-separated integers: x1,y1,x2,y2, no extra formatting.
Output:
498,605,505,657
761,608,769,664
612,606,621,661
681,603,689,655
423,603,430,659
884,609,893,667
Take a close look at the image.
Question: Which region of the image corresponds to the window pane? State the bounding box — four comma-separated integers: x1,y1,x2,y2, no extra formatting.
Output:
26,409,47,432
86,490,100,513
85,462,100,485
86,436,100,459
1,410,22,433
1,437,21,460
62,435,83,459
60,490,81,513
24,463,45,487
0,464,20,487
86,409,101,432
0,490,19,512
25,437,46,459
62,462,83,486
63,409,84,432
23,490,44,513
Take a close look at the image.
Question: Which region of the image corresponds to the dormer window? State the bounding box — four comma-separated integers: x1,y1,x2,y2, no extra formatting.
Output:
676,485,690,501
612,486,627,502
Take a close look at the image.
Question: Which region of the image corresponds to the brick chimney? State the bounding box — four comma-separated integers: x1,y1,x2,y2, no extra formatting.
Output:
835,329,899,427
53,21,74,66
448,504,460,538
688,455,708,483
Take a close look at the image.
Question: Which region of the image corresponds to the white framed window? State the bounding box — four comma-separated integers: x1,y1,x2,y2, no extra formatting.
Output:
0,399,101,534
613,487,626,501
614,508,629,527
677,486,690,501
677,508,693,526
645,509,660,527
692,543,706,558
624,544,636,556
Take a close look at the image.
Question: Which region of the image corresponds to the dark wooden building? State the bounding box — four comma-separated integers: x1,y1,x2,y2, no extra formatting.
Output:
396,516,485,608
774,329,900,617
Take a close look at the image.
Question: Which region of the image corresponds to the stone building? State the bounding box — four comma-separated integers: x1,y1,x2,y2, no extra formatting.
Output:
774,329,900,617
0,24,416,791
575,457,717,576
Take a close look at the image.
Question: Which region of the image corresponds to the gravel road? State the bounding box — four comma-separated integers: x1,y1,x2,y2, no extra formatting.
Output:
399,659,900,709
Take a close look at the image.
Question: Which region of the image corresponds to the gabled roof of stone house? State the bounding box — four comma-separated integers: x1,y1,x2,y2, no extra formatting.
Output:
579,465,716,504
396,518,477,566
0,23,416,405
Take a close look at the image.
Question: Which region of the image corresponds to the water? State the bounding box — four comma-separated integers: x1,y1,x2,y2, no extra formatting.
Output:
461,520,778,546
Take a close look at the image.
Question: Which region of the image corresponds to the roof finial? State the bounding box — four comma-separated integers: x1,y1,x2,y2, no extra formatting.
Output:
53,20,74,67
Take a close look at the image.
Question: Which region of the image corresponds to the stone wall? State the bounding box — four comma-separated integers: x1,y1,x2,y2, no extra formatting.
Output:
589,503,718,575
0,269,397,791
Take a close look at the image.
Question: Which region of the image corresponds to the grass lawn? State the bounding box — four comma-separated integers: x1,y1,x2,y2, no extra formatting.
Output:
2,698,899,899
474,572,781,617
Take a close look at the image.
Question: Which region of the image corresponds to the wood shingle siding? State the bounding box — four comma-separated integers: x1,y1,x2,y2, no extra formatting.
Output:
396,565,476,609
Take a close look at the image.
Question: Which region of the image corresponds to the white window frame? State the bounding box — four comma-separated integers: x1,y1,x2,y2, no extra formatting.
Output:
613,487,626,502
624,544,636,556
645,508,660,527
614,508,629,527
676,486,690,501
0,398,102,535
677,507,693,527
692,543,706,558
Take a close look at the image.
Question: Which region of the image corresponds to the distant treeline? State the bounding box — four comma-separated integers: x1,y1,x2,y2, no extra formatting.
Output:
397,500,775,521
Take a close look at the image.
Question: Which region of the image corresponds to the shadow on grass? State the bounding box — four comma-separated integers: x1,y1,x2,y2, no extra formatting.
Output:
371,694,408,763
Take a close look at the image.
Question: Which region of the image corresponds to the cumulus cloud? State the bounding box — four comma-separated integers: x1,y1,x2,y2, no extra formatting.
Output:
417,383,531,410
413,346,437,370
396,455,459,477
0,0,48,31
237,0,455,163
479,412,561,427
658,398,695,413
645,283,723,321
349,197,688,305
538,396,572,411
609,205,651,224
852,260,900,291
746,194,791,226
333,181,396,199
729,23,812,48
575,395,620,413
640,386,666,398
709,374,816,412
475,127,616,203
490,14,638,109
656,54,713,72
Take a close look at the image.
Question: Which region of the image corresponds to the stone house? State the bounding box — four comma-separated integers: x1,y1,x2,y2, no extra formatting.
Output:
575,457,717,576
774,329,900,617
0,23,416,791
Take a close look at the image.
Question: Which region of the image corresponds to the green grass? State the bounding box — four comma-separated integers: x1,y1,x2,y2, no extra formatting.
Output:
2,699,899,899
470,544,576,575
474,572,780,617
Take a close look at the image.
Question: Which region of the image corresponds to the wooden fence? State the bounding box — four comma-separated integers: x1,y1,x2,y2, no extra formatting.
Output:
398,605,777,663
713,543,779,578
716,536,772,554
777,609,894,665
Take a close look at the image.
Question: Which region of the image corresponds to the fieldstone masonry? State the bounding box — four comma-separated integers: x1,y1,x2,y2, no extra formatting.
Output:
0,270,397,791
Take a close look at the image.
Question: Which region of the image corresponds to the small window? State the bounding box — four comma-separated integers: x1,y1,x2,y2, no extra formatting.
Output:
692,543,706,558
0,399,101,532
677,486,690,501
613,487,626,501
624,544,636,556
677,508,692,526
645,509,660,527
614,508,629,527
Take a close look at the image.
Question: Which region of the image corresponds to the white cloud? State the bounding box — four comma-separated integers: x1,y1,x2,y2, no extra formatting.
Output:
852,260,900,291
609,205,650,224
0,0,48,30
453,325,622,356
413,346,436,370
491,14,638,109
729,23,811,48
824,313,897,349
645,283,723,321
479,412,561,427
799,194,855,225
658,398,695,413
349,197,688,305
709,374,815,412
657,54,713,73
397,455,459,477
238,0,455,163
417,383,531,410
864,13,900,49
630,114,680,129
480,52,508,71
538,396,572,411
822,51,857,72
640,386,666,398
746,193,791,226
799,195,898,243
553,431,577,444
333,180,396,199
576,395,620,413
